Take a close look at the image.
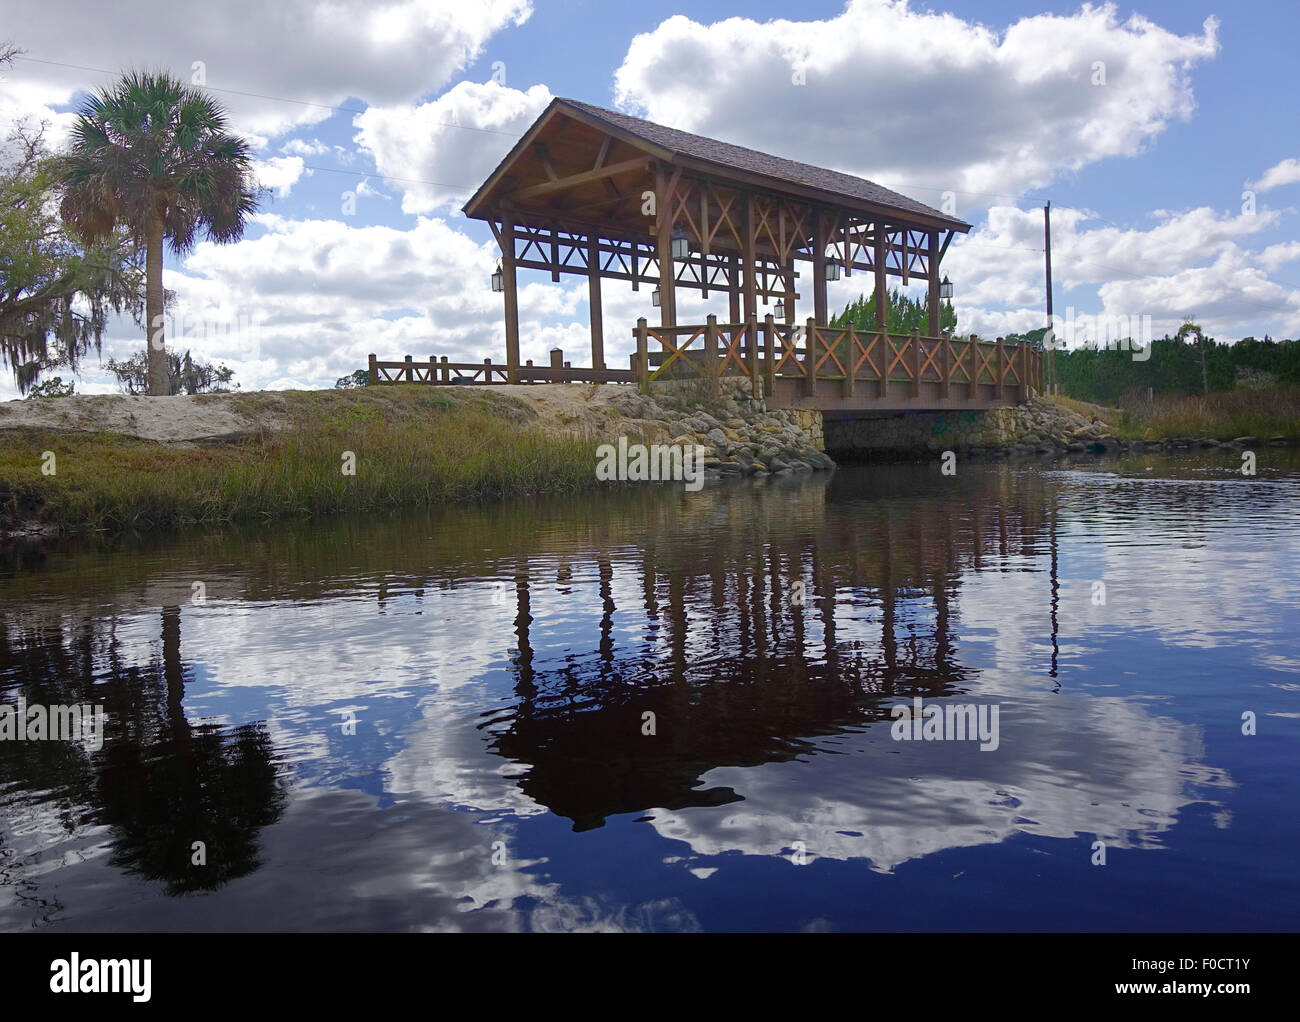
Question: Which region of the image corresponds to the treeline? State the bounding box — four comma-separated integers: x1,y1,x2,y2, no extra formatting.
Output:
831,289,958,335
1002,327,1300,403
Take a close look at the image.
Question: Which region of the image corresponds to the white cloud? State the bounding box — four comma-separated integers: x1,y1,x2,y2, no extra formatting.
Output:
1248,158,1300,193
940,204,1300,340
1,0,533,140
353,80,552,214
612,0,1219,206
253,156,308,198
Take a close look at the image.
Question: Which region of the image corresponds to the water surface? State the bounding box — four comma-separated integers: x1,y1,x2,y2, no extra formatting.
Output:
2,453,1298,931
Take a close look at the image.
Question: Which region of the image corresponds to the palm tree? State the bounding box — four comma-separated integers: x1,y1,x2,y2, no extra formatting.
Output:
56,72,259,395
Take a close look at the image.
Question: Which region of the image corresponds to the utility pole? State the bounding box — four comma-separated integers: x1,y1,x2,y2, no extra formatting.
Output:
1044,201,1054,395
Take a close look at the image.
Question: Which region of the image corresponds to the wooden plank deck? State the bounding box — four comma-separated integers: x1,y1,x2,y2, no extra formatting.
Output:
368,315,1041,412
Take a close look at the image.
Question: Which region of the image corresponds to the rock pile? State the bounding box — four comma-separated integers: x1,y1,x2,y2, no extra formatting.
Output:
606,381,834,480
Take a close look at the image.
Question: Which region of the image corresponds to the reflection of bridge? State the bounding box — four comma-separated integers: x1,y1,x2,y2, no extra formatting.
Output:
489,471,1057,829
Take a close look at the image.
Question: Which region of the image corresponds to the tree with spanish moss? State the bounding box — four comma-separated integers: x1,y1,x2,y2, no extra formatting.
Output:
56,71,259,396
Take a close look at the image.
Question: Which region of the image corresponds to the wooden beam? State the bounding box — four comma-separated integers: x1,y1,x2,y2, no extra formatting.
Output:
501,214,521,384
510,156,651,203
592,136,612,170
812,208,828,327
535,143,558,182
873,224,888,331
588,233,604,370
656,164,677,329
927,230,941,336
742,192,758,324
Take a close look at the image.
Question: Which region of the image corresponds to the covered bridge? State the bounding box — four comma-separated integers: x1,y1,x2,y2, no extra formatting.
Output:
373,98,1041,409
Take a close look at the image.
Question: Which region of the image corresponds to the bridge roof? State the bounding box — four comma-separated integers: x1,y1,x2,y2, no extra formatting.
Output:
463,97,970,236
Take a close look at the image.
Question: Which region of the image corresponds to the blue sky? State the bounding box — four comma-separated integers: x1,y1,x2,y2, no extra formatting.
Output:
2,0,1297,397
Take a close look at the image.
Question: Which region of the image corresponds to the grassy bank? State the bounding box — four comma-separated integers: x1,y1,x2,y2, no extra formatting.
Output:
1052,386,1300,440
1,387,602,535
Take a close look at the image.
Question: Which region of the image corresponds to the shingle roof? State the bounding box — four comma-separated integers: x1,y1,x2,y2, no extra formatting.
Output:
558,98,968,231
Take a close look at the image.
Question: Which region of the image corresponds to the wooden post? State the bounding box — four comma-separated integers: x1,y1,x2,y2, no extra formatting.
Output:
428,356,436,383
550,347,563,370
636,317,650,394
748,316,761,399
763,314,776,397
367,352,377,385
742,193,757,326
501,215,520,384
404,354,414,382
995,337,1006,401
812,209,828,329
874,223,888,333
728,254,742,326
656,165,676,330
939,331,951,400
784,257,796,330
588,233,605,373
845,323,857,399
806,316,818,398
440,355,449,383
927,230,942,337
968,334,979,401
910,328,921,399
705,314,720,395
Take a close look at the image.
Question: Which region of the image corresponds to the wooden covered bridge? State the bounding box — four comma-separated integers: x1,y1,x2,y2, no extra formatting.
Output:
369,98,1042,410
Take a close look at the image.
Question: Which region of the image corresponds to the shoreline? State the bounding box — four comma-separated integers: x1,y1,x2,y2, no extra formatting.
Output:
4,384,1297,543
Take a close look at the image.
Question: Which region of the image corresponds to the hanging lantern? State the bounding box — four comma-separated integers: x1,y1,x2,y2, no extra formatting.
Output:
825,261,842,282
940,275,953,300
490,261,504,293
774,298,785,319
670,229,689,261
651,285,661,308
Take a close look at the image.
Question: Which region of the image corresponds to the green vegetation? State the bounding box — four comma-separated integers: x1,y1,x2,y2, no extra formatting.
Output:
106,348,237,395
56,70,258,396
831,288,958,335
0,115,141,393
1049,387,1300,440
1008,325,1300,404
1,388,601,535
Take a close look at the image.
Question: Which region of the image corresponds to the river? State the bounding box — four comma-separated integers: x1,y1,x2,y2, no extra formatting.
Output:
2,453,1298,931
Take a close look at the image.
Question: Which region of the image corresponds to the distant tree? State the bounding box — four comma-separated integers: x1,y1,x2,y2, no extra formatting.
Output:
56,71,259,396
334,369,368,389
1177,321,1211,395
831,288,957,335
106,348,236,395
0,121,142,393
25,375,75,398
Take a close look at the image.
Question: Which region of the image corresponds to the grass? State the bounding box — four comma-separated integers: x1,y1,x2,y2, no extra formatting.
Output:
1,387,602,535
1054,386,1300,440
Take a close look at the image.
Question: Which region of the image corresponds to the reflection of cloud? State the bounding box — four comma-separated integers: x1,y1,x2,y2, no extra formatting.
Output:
649,692,1231,873
4,786,698,933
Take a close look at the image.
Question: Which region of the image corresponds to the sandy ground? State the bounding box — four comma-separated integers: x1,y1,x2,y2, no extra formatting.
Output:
0,384,649,446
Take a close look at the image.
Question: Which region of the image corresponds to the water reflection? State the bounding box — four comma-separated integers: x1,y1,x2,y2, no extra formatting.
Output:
2,453,1298,930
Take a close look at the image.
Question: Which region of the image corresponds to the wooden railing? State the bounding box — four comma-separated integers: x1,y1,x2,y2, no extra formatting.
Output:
368,353,634,385
633,315,1043,406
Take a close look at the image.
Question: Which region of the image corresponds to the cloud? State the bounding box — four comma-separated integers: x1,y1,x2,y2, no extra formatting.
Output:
1,0,533,140
252,156,308,198
353,80,552,214
1248,158,1300,193
612,0,1219,208
136,212,588,391
938,203,1300,340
